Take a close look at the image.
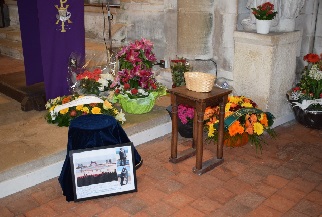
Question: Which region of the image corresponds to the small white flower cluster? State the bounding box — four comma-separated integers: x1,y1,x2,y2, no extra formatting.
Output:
308,64,322,81
291,91,302,100
98,73,114,91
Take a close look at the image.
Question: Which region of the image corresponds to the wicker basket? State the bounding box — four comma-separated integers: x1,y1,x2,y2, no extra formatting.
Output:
184,72,216,92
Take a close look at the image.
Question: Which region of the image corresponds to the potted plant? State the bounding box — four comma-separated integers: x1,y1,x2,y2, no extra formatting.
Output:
287,53,322,129
111,38,166,114
204,96,276,152
170,57,191,88
251,1,278,34
166,104,194,138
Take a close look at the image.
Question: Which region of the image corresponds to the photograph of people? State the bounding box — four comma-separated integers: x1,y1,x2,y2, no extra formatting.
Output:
118,147,127,166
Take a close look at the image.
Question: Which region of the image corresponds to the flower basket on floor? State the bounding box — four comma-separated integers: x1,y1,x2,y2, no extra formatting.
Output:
204,96,276,152
111,38,167,114
287,53,322,129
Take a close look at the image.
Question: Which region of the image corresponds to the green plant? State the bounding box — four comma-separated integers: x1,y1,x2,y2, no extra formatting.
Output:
170,58,191,88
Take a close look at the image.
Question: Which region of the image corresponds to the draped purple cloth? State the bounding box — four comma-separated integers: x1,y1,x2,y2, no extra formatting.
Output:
17,0,85,100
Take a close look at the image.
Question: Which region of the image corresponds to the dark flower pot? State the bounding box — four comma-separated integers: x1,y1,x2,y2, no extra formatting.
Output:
166,106,193,138
286,93,322,130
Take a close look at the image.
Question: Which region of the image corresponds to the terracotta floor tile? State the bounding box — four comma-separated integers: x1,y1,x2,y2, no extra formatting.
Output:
189,196,222,213
0,206,14,217
246,204,283,217
237,170,266,186
72,201,105,217
136,188,168,205
222,160,248,175
171,170,199,185
300,170,322,183
24,205,58,217
98,206,130,217
5,194,40,216
264,175,289,189
263,194,297,213
309,161,322,174
117,197,148,215
143,201,178,217
163,192,195,209
275,186,306,203
207,166,236,181
172,205,206,217
282,209,310,217
206,187,236,205
220,200,253,216
287,177,318,193
293,199,322,217
155,178,184,194
233,192,266,209
252,183,277,198
46,197,78,214
305,190,322,206
222,177,253,195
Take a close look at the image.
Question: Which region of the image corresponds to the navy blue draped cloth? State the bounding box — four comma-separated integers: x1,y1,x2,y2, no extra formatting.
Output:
17,0,85,100
58,114,142,202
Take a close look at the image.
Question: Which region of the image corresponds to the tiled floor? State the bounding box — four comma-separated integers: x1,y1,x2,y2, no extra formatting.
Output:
0,119,322,216
0,55,322,216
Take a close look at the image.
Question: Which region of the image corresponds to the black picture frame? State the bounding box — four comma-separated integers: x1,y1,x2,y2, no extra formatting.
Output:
69,142,137,202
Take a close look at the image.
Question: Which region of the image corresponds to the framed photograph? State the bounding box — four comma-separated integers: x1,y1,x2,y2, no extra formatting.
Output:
69,142,137,202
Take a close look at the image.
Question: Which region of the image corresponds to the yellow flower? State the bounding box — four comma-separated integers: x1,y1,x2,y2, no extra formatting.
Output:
76,105,83,111
207,123,215,137
229,96,240,104
253,122,264,135
113,108,119,115
82,107,89,113
59,108,69,115
91,107,101,114
241,102,253,108
49,105,56,111
103,100,113,110
225,103,232,112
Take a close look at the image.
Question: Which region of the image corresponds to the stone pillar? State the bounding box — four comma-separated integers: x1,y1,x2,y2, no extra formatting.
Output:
233,31,301,126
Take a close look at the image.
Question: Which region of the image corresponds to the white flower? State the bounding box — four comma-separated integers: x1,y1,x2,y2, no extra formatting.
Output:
308,65,322,81
100,73,114,81
115,110,126,124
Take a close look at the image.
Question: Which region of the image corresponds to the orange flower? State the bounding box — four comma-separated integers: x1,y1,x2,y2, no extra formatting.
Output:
260,113,268,127
228,121,244,136
250,114,257,123
204,107,215,120
62,96,71,104
303,53,320,63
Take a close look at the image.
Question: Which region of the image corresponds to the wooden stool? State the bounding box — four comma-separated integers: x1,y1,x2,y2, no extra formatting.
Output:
167,86,231,175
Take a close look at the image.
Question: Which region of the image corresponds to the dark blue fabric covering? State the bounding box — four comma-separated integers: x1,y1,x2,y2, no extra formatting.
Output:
58,114,142,202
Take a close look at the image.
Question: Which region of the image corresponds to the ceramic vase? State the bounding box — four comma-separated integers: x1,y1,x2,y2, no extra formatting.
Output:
256,19,271,34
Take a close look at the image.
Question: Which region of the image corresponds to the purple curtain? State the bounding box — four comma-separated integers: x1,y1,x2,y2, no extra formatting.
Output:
17,0,85,100
17,0,44,85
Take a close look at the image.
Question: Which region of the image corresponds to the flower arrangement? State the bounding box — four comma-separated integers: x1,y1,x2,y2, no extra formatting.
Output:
45,94,126,127
290,53,322,111
251,2,278,20
170,57,191,88
75,68,114,96
111,38,166,99
204,96,276,152
178,104,194,124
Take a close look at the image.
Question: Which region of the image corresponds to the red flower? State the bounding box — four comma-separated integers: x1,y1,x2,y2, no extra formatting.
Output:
70,110,77,117
303,53,320,63
320,93,322,98
115,89,120,94
123,83,130,90
293,87,300,91
131,88,138,95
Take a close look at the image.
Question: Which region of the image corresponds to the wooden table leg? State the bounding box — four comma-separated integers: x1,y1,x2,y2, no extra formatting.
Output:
217,102,225,159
